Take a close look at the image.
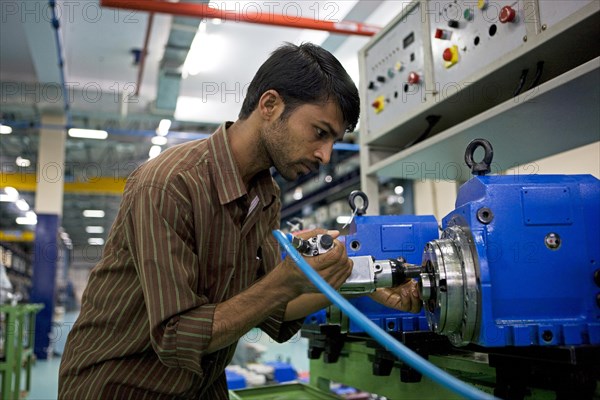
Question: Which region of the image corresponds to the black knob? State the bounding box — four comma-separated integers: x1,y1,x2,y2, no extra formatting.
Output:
368,81,376,90
320,234,334,250
376,75,386,83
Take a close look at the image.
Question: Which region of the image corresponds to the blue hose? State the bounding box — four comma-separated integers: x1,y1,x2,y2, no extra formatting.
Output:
273,230,497,400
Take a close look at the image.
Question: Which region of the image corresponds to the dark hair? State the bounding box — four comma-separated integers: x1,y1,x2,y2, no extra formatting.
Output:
239,42,360,132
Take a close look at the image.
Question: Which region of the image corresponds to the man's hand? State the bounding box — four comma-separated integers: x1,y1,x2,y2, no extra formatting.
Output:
281,228,353,294
369,279,422,313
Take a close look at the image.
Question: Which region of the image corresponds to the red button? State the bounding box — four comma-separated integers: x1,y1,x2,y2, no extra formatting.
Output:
435,29,443,39
443,48,453,62
372,100,381,108
408,72,420,85
499,6,516,23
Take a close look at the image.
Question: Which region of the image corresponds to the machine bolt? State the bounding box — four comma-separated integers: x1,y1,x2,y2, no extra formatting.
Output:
541,24,547,31
477,207,494,224
544,233,561,250
542,330,553,342
523,35,527,42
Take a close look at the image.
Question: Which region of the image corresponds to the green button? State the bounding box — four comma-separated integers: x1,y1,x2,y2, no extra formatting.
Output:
464,8,474,21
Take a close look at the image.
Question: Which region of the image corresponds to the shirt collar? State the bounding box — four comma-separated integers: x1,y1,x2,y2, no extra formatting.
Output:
208,122,278,207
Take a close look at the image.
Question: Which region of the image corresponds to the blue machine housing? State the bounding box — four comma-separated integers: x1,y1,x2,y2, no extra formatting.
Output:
446,174,600,347
343,215,439,333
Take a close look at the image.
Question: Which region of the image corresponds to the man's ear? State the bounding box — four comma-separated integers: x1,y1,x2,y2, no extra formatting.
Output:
258,90,284,121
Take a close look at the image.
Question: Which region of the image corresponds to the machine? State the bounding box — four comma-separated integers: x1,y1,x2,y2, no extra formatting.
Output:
420,139,600,348
297,139,600,398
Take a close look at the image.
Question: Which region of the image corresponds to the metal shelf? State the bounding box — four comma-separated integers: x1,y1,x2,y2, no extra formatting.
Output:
366,57,600,181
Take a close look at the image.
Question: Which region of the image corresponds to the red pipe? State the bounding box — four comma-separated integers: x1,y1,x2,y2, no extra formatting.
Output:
101,0,380,36
135,12,154,97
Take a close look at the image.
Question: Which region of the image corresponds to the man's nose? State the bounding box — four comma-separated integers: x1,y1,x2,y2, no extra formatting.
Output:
315,142,333,165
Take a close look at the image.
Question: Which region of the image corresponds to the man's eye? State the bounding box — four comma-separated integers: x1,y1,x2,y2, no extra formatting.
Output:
316,128,327,138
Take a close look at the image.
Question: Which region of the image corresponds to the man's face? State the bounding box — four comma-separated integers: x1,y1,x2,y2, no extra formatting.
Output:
261,101,346,181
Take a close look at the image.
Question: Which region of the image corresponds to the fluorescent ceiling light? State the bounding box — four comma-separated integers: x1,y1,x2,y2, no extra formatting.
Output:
15,199,30,211
83,210,105,218
16,216,37,225
183,22,228,76
88,238,105,246
1,186,19,202
156,119,171,136
16,211,37,225
0,124,12,134
151,136,168,145
16,157,31,167
68,128,108,140
149,145,161,159
85,226,104,234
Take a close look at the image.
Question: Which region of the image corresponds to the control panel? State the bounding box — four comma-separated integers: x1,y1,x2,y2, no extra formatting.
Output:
429,0,530,90
363,1,430,136
358,0,598,155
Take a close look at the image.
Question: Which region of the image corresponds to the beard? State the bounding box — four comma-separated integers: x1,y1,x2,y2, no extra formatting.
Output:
260,117,303,181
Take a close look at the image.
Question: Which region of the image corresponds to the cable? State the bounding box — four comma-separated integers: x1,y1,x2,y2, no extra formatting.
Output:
402,115,441,150
273,229,498,400
527,61,544,91
513,69,529,97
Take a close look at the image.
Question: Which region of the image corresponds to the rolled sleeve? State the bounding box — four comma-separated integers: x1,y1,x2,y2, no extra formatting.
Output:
258,303,304,342
125,183,215,375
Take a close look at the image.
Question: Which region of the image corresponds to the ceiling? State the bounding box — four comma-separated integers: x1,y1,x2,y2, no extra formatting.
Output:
0,0,408,271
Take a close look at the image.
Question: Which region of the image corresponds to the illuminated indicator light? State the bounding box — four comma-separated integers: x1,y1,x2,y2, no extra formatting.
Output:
477,0,488,10
408,72,420,85
464,8,474,21
434,28,452,40
499,6,516,23
443,45,459,68
372,95,385,114
395,61,403,71
387,68,395,78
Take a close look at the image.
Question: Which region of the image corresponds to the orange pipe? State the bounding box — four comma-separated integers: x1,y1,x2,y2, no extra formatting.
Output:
136,12,154,96
101,0,380,36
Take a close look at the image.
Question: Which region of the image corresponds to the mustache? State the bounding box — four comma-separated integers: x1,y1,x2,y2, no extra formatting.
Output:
302,161,320,173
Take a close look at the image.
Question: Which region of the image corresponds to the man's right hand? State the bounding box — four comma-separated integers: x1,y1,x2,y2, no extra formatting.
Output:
280,228,353,295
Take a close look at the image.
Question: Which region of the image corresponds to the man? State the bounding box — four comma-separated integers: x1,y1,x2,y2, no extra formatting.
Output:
59,42,421,399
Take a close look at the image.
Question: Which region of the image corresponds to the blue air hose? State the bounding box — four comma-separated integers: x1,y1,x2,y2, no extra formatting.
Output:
273,230,497,400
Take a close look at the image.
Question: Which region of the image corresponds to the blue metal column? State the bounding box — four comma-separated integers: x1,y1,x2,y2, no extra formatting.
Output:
30,114,66,359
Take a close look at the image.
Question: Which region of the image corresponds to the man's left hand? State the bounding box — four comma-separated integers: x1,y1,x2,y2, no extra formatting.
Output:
368,280,421,313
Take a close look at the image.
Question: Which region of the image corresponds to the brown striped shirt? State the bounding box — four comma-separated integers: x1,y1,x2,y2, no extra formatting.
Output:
58,123,303,399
